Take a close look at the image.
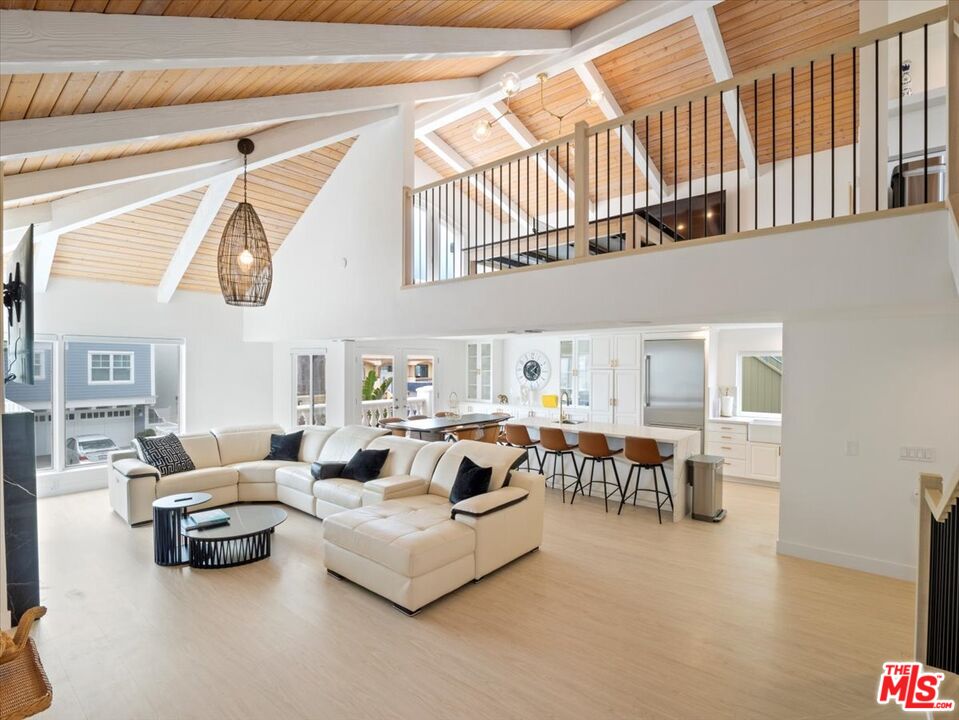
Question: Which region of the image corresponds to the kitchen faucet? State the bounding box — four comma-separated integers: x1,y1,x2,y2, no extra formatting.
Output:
559,390,571,423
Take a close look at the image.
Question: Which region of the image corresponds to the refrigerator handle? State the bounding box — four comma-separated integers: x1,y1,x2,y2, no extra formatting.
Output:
644,355,651,407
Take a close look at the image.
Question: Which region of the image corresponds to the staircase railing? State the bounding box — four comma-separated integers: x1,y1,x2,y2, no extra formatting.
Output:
406,6,950,286
916,469,959,676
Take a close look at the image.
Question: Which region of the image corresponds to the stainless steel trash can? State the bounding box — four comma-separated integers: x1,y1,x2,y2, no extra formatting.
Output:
687,454,726,522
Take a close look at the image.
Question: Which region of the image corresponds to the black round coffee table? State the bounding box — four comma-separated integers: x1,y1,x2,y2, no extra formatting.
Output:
152,492,212,566
181,506,287,569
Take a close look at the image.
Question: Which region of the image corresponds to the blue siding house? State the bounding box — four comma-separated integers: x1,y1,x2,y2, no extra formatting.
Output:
62,341,154,405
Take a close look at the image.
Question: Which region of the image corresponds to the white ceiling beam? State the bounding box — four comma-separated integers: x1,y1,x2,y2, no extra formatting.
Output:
420,132,534,232
3,108,394,251
0,78,475,161
156,176,234,303
0,10,569,74
4,143,235,206
574,62,662,204
693,6,757,179
415,0,721,137
485,100,591,215
32,230,60,294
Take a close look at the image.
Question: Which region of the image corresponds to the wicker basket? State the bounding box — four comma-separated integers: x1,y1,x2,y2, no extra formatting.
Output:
0,638,52,720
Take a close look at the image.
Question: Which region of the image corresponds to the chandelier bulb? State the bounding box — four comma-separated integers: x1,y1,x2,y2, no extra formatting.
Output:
237,248,254,268
472,119,493,142
499,71,521,96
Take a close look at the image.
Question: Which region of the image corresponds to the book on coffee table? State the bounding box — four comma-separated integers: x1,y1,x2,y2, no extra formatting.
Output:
183,508,230,531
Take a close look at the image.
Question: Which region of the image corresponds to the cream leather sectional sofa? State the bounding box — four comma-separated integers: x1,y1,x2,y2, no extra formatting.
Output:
109,424,545,614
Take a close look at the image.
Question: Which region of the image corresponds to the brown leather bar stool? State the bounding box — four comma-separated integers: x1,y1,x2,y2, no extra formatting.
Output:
539,427,581,502
502,424,542,472
619,437,674,523
573,431,623,513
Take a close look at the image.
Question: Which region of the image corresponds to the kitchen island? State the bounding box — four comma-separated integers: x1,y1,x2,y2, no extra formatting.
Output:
510,418,701,522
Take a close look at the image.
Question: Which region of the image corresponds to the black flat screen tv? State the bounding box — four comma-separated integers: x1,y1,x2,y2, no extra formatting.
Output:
3,225,35,385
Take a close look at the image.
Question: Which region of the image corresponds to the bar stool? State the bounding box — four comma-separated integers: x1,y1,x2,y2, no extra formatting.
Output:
618,437,674,523
502,424,542,472
573,432,623,513
539,427,581,502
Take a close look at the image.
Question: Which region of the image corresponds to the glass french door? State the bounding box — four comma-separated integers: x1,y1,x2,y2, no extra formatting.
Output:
293,351,326,426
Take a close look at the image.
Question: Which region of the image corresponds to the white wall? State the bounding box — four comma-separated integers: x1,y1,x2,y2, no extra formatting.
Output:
707,326,783,417
779,311,959,580
34,278,274,494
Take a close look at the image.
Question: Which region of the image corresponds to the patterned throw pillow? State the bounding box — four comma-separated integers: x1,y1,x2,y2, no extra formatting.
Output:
133,434,195,477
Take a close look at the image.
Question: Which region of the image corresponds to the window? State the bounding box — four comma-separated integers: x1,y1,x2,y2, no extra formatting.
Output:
33,351,45,381
88,351,134,384
738,352,783,416
67,338,182,469
559,339,591,407
294,351,326,426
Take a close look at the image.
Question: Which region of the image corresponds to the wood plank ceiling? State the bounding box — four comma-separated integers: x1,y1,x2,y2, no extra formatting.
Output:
52,138,355,290
1,0,862,294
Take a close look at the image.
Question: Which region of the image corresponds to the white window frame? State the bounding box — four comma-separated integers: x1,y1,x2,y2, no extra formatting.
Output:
33,350,46,381
736,351,783,419
292,349,327,427
87,350,135,385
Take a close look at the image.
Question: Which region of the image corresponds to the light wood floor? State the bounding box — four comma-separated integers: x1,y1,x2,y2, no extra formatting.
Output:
28,483,928,720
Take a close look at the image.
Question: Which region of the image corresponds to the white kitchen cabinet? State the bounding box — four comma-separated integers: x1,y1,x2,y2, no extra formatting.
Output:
747,442,781,482
589,368,640,424
466,342,492,402
590,335,641,369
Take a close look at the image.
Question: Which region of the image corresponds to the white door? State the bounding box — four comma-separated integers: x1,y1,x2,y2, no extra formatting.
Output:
590,336,613,369
589,369,614,423
748,442,781,482
614,335,641,369
613,369,641,425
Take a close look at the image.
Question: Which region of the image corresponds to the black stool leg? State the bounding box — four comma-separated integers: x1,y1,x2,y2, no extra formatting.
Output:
611,458,623,510
570,456,586,504
618,464,634,515
659,464,674,518
652,466,663,524
634,466,642,506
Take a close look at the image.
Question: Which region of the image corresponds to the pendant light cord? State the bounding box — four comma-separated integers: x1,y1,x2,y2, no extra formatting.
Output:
243,152,248,204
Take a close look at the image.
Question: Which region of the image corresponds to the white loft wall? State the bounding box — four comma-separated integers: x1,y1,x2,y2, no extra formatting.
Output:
779,311,959,580
34,279,273,494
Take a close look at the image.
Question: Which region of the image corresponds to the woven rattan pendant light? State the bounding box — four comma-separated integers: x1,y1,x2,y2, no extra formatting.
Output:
217,138,272,306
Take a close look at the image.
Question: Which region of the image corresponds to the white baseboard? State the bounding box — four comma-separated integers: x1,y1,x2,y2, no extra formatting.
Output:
37,466,108,497
776,540,916,582
725,475,779,489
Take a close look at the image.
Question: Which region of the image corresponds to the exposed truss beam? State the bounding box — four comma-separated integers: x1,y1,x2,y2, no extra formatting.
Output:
4,143,235,206
484,100,592,214
0,78,474,161
420,132,533,232
3,109,393,254
415,0,721,137
156,176,235,303
574,62,662,203
33,230,60,294
0,10,569,74
693,6,757,179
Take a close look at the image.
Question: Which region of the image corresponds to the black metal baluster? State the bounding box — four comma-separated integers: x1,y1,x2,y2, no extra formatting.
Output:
659,110,664,244
899,31,903,208
831,53,835,218
526,154,530,256
619,127,624,244
674,107,678,238
566,144,570,251
874,38,879,211
810,60,814,222
594,132,599,241
735,87,740,233
607,128,611,240
791,66,795,223
719,92,724,233
924,25,928,203
772,75,776,227
482,171,487,273
704,96,708,238
852,47,864,215
645,116,650,244
631,120,636,248
753,79,758,229
537,151,541,258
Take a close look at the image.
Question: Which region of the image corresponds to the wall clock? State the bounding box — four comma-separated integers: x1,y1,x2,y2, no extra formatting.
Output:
516,351,550,390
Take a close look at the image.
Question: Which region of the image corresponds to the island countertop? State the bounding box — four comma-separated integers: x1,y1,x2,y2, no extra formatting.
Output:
508,417,701,522
510,417,701,445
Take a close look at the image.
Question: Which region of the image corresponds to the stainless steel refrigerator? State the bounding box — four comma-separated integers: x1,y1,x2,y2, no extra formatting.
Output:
643,339,706,436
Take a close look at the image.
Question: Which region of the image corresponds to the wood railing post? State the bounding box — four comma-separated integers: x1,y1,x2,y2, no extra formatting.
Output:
574,121,590,258
402,185,413,286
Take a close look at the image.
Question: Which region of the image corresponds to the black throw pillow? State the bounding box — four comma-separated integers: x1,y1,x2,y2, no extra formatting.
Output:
311,462,347,480
341,448,390,482
265,430,304,461
133,434,195,477
449,456,492,504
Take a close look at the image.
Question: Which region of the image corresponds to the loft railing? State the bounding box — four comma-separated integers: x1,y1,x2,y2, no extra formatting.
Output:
916,470,959,676
405,6,951,286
